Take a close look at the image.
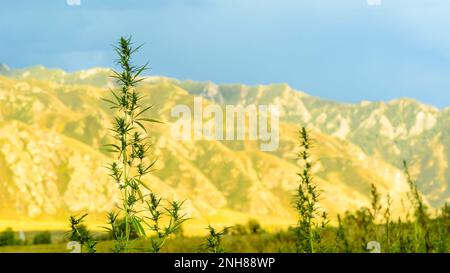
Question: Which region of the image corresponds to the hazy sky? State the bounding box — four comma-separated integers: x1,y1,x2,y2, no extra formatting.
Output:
1,0,450,108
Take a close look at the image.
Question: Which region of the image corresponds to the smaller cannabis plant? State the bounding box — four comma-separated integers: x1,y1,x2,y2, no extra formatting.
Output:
335,214,350,253
383,194,392,252
369,183,382,242
435,203,449,253
146,192,188,253
68,214,97,253
370,183,382,222
402,160,432,253
293,127,328,253
103,211,129,253
204,225,230,253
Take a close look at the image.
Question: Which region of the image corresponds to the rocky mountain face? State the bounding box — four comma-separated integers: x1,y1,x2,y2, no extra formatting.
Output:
0,66,448,230
175,80,450,207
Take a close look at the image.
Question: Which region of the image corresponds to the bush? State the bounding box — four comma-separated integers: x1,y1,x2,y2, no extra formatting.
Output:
230,220,265,235
0,228,16,246
33,231,52,245
247,219,264,234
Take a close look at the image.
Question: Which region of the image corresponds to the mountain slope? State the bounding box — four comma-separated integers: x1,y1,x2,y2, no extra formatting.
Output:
0,66,447,232
172,79,450,206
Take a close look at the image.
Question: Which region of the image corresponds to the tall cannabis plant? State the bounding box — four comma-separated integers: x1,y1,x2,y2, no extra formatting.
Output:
293,127,327,253
104,36,153,251
104,36,186,252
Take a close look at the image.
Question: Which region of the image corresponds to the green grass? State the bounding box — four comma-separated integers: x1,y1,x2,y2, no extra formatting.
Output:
0,234,295,253
1,214,447,253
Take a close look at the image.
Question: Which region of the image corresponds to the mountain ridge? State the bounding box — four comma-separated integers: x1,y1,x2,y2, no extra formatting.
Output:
2,64,447,110
0,65,448,232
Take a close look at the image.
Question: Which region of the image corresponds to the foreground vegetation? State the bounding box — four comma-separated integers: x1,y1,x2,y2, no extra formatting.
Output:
0,209,448,253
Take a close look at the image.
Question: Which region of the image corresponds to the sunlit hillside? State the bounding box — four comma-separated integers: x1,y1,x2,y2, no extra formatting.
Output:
0,65,448,234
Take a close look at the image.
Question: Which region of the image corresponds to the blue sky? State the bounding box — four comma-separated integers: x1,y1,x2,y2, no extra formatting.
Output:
1,0,450,108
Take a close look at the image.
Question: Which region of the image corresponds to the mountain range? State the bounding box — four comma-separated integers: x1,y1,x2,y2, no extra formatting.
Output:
0,64,448,233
